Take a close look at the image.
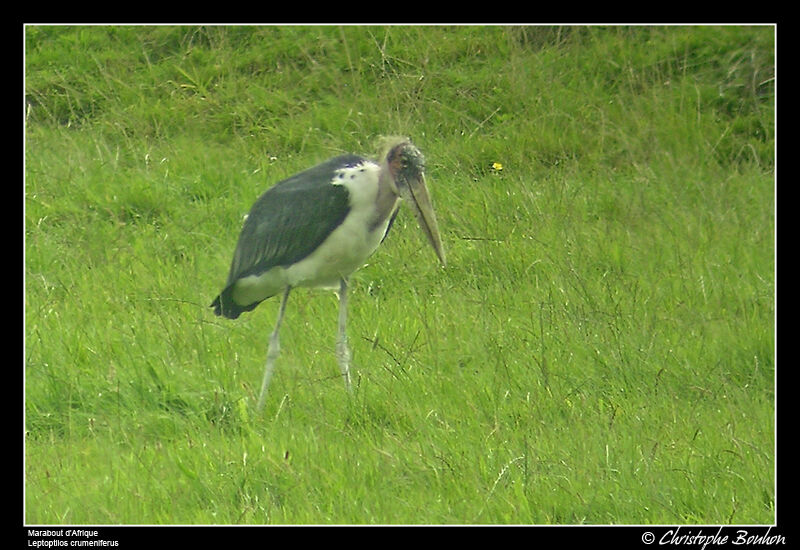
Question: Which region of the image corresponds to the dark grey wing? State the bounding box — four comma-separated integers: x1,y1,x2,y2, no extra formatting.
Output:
227,174,351,283
212,155,364,318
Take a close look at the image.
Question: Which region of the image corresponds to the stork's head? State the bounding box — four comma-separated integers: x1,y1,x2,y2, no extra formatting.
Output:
382,138,446,267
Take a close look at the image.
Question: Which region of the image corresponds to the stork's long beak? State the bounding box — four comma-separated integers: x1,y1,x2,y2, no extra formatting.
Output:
400,173,446,267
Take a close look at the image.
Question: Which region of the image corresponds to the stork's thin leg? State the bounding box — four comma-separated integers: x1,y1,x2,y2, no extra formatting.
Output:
256,287,291,412
336,278,353,392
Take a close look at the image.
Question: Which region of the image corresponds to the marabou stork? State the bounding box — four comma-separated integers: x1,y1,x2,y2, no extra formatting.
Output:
211,138,445,411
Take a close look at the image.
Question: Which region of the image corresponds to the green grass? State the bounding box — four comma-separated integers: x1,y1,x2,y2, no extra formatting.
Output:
25,25,775,524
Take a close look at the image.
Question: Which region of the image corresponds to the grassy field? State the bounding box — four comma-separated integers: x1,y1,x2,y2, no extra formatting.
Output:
25,25,775,525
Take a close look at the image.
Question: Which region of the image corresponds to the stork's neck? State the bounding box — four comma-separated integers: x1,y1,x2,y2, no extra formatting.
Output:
370,167,401,232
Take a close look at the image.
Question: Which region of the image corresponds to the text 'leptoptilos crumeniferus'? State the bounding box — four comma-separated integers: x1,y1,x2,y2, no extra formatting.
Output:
211,138,445,411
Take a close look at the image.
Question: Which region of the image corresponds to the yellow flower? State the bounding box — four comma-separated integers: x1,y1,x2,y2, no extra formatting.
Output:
491,162,503,172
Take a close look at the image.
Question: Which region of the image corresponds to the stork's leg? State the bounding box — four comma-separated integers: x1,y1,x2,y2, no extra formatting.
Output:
336,278,353,392
256,286,291,412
